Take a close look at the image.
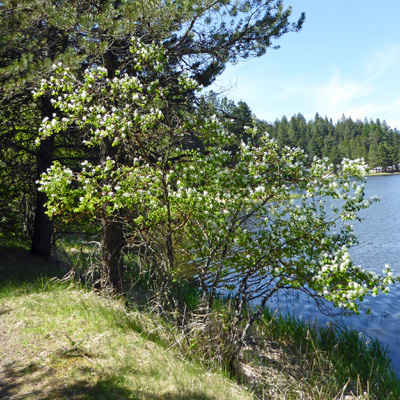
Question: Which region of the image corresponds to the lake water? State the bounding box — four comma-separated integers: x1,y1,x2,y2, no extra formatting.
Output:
265,174,400,374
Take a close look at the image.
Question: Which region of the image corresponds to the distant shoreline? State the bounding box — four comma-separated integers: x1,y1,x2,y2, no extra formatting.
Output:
367,171,400,176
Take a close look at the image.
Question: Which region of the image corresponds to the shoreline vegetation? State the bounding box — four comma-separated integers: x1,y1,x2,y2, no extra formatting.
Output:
1,244,400,399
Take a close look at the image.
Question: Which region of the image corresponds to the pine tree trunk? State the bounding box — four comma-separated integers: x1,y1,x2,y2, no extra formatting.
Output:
101,212,126,294
31,98,54,257
97,52,127,294
99,134,126,294
31,173,53,256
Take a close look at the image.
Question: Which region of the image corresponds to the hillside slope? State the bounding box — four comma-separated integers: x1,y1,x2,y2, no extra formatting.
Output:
0,284,253,400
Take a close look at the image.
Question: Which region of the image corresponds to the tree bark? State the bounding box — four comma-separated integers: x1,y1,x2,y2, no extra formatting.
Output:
101,212,126,294
99,134,126,294
31,97,54,257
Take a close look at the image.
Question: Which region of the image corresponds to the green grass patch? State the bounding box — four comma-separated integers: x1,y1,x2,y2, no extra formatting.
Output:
0,281,254,400
2,246,400,399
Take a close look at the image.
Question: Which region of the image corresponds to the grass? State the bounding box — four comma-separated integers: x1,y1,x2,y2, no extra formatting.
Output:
1,244,400,399
0,278,254,398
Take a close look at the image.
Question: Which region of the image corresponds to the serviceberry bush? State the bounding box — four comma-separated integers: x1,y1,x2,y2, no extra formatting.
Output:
35,39,396,340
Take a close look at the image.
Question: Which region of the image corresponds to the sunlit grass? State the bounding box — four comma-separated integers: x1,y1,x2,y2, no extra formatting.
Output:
2,245,400,399
0,283,255,400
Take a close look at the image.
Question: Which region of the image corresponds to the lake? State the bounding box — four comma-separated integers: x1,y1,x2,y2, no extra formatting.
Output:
264,174,400,374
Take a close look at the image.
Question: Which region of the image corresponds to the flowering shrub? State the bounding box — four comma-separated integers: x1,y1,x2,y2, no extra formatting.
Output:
35,39,395,321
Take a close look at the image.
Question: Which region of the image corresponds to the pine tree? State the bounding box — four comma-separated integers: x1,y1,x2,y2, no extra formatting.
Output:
1,0,305,291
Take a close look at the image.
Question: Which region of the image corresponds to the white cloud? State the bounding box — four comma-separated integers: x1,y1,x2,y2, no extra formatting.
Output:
209,41,400,128
316,67,372,112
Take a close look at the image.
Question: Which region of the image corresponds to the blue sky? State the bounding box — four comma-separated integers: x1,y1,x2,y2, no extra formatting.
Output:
210,1,400,129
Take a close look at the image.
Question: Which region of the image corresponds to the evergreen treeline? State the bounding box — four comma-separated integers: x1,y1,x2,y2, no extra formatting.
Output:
268,113,400,170
207,95,400,171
